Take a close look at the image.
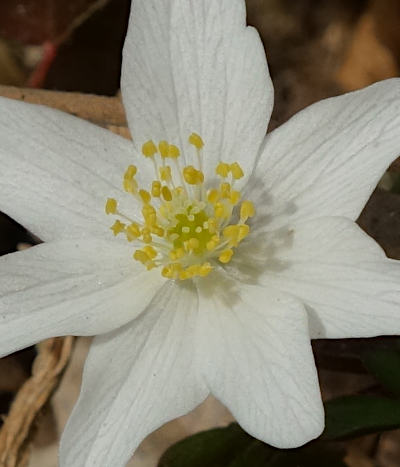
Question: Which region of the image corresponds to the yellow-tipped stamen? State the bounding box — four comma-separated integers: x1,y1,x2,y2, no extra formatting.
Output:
105,198,117,215
183,166,204,185
159,141,169,158
189,133,204,149
126,223,141,242
230,162,244,180
216,162,230,178
111,220,126,236
240,200,255,221
123,177,137,194
124,165,137,179
152,181,161,197
159,166,172,183
219,249,233,264
230,190,241,205
161,186,172,202
106,136,255,281
139,190,151,204
168,144,180,159
142,141,158,158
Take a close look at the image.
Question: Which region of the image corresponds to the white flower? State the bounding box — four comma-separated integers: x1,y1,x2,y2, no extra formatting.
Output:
0,0,400,465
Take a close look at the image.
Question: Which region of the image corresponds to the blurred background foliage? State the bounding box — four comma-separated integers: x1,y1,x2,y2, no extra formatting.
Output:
0,0,400,466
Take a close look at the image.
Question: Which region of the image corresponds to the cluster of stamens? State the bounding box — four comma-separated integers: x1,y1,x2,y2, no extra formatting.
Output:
105,133,255,280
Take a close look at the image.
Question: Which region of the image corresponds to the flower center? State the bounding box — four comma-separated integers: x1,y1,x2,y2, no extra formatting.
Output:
105,133,255,280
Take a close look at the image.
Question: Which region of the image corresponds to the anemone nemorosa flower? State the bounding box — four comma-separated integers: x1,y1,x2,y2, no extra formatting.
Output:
1,0,400,465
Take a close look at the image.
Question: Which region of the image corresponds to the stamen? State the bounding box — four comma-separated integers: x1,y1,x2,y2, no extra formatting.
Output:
106,136,255,281
240,201,255,221
105,198,117,215
111,220,126,236
216,162,230,178
189,133,204,149
230,162,244,180
159,141,169,158
183,166,204,185
142,141,158,157
168,144,180,159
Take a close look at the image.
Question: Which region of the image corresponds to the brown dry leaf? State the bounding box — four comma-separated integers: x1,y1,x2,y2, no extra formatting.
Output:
0,85,127,131
337,12,399,91
337,0,400,92
376,430,400,467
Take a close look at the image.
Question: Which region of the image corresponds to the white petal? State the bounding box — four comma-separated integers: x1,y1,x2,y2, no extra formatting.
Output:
122,0,273,186
197,274,323,448
248,79,400,228
0,239,165,356
0,97,147,242
60,281,208,467
252,217,400,339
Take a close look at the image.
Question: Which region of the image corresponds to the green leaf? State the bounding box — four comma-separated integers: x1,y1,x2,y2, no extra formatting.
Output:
362,348,400,397
228,440,276,467
323,395,400,440
265,443,347,467
158,423,253,467
159,424,348,467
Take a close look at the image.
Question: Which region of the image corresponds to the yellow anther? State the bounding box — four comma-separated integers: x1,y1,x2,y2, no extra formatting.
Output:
162,266,174,279
223,225,239,238
111,220,125,236
168,144,180,158
159,141,169,158
230,162,244,180
220,182,231,198
169,248,185,260
238,224,250,242
183,166,204,185
223,225,240,247
142,230,152,244
230,190,241,205
151,181,161,197
188,238,200,250
151,226,165,237
161,186,172,201
142,204,157,226
199,262,212,277
207,189,220,204
142,140,158,157
240,201,255,220
133,250,149,264
207,218,218,233
124,165,137,179
123,177,137,194
162,263,182,279
219,249,233,264
139,189,151,204
189,133,204,149
143,246,157,259
146,261,157,271
108,135,255,281
105,198,117,215
179,270,190,281
215,202,229,219
173,186,184,196
126,223,141,241
206,235,220,251
159,166,172,182
216,162,230,178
